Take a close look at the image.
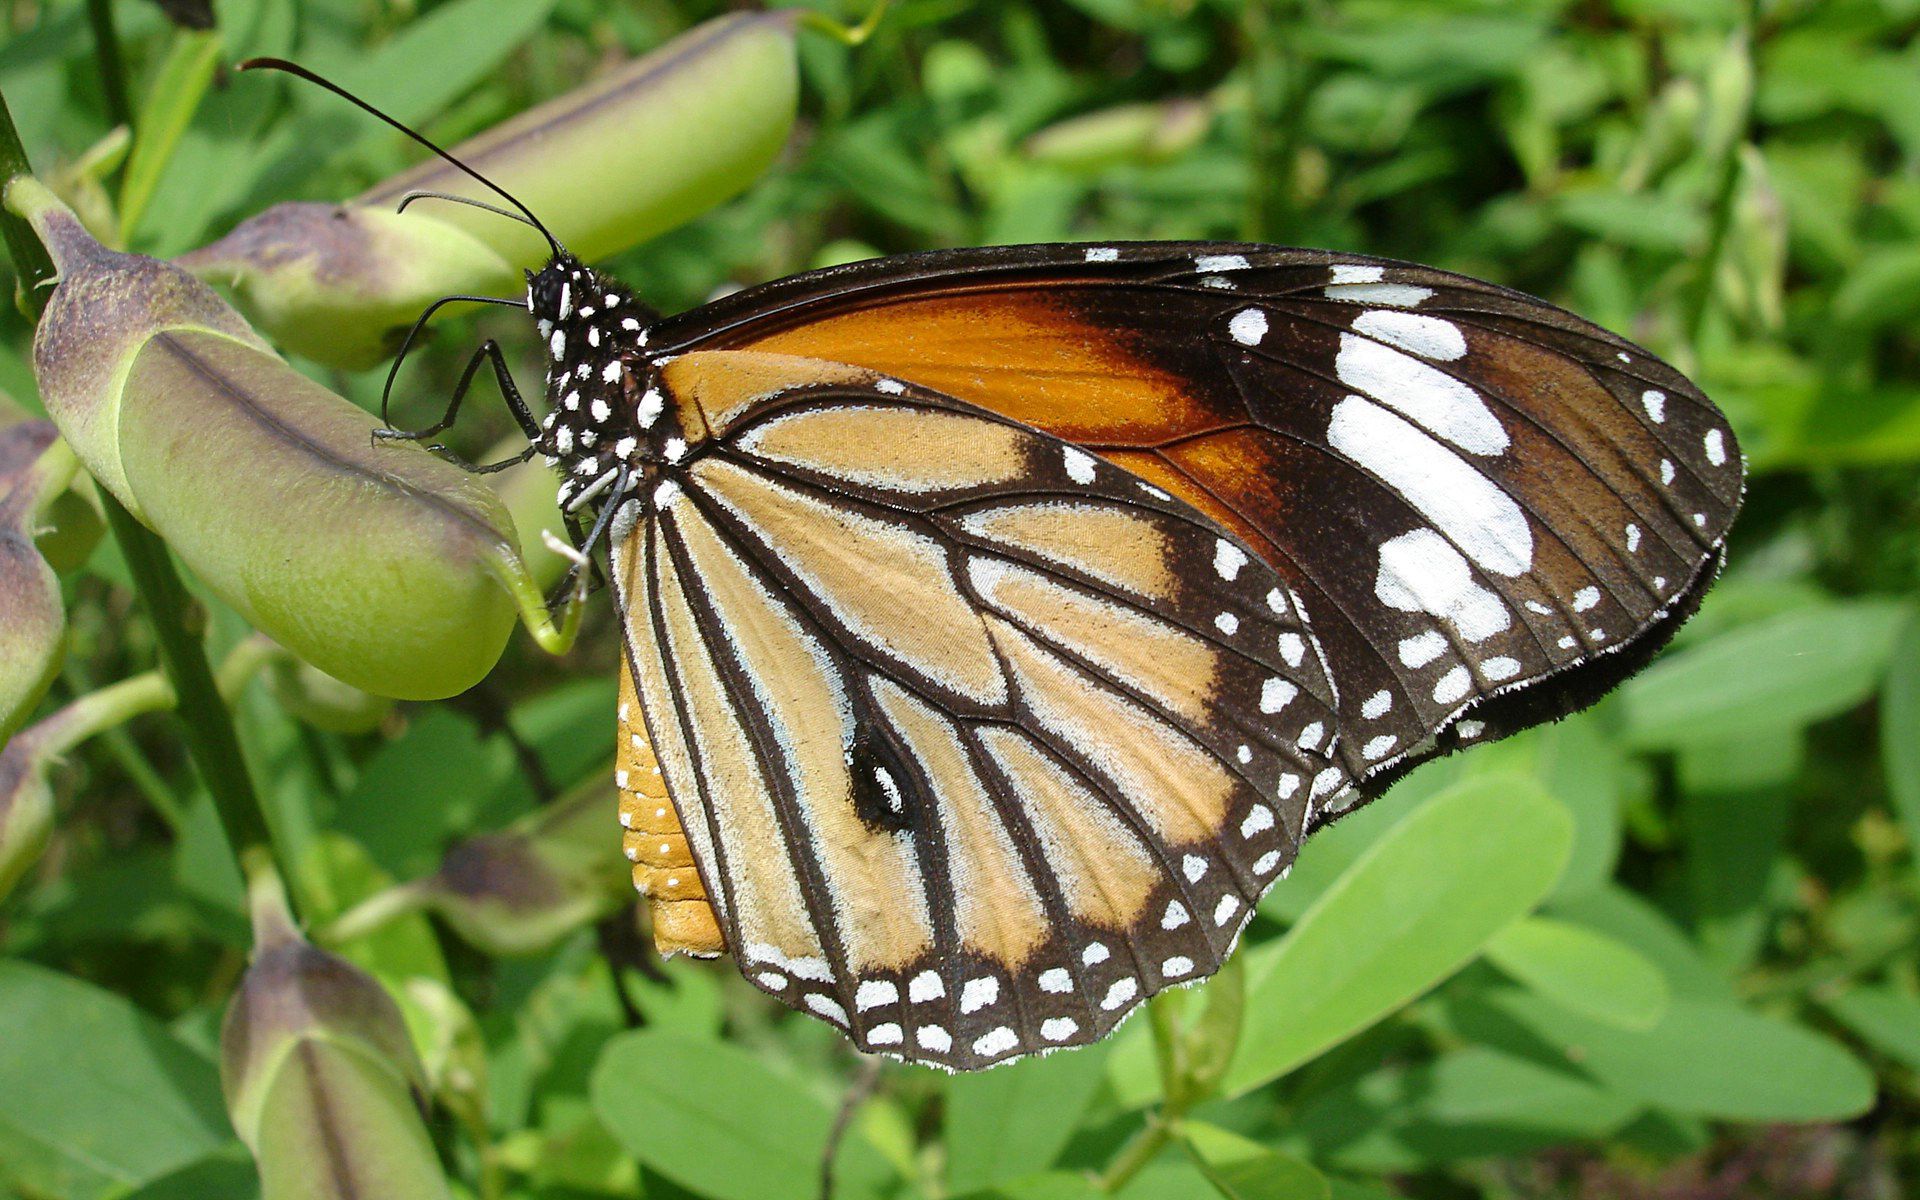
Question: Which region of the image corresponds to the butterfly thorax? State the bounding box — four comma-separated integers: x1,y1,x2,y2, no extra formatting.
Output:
525,256,681,510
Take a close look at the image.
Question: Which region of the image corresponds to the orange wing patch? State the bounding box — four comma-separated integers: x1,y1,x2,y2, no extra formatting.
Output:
739,289,1226,444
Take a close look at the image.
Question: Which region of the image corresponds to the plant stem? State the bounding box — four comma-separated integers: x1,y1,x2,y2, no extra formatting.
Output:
1096,998,1191,1192
86,0,136,134
0,91,57,312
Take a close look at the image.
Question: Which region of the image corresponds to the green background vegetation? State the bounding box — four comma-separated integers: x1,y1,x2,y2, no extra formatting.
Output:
3,0,1919,1197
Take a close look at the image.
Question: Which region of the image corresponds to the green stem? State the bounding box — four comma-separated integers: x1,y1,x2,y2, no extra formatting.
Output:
86,0,136,134
1096,998,1192,1193
38,670,175,758
0,90,57,314
62,660,186,832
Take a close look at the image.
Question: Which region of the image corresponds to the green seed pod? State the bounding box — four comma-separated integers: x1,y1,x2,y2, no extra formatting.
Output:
423,775,629,955
222,861,453,1200
183,13,799,369
180,205,517,370
327,769,628,956
0,414,74,739
1024,97,1211,172
11,178,567,700
361,12,800,268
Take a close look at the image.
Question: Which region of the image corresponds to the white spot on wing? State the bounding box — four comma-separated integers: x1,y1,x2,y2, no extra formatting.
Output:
1261,677,1297,713
1361,690,1393,719
1062,447,1098,484
1336,335,1506,453
1195,253,1250,272
1352,310,1468,361
1643,390,1666,422
1039,968,1072,993
1084,247,1119,262
856,980,898,1011
1042,1018,1078,1041
960,977,999,1014
1704,428,1727,466
1162,956,1194,979
1101,978,1138,1010
975,1021,1021,1052
909,970,944,1002
1241,805,1275,837
1399,630,1447,667
1163,901,1190,930
1214,539,1248,580
1374,529,1511,642
1228,308,1269,345
1332,399,1533,576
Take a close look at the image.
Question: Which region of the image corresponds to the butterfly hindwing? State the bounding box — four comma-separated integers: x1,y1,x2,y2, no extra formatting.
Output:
650,245,1743,816
610,351,1342,1068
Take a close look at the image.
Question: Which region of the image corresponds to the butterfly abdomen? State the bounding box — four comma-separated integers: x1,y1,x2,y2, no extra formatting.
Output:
617,662,724,957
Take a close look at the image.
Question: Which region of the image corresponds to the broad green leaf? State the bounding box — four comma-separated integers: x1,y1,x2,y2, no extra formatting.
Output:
0,961,229,1193
1884,615,1920,864
1545,886,1734,1002
1222,776,1572,1096
590,1030,896,1200
1820,986,1920,1073
1184,1122,1330,1200
1618,601,1912,748
946,1042,1111,1193
1286,1048,1639,1171
1451,991,1874,1122
1485,917,1669,1029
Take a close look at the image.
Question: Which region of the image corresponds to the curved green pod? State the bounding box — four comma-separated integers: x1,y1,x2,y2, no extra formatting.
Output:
182,12,800,369
223,862,453,1200
179,205,517,370
0,414,74,740
11,179,566,700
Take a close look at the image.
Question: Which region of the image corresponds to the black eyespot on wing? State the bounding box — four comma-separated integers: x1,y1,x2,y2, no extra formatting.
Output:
851,729,919,835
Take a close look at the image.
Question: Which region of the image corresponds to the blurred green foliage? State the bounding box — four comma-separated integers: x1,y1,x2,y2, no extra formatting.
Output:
2,0,1918,1198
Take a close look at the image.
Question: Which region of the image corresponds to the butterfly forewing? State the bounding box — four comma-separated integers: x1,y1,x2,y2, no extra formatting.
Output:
610,351,1340,1068
649,245,1743,810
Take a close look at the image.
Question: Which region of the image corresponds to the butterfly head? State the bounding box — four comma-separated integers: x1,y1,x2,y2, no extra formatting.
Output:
527,258,677,511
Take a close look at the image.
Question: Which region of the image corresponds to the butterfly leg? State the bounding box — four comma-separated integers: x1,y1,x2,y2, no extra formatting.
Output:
376,338,541,445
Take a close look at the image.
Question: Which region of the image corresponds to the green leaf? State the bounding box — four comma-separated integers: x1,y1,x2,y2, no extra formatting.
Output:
590,1030,896,1200
1618,601,1913,748
1184,1122,1329,1200
0,960,229,1193
985,1171,1106,1200
1820,986,1920,1073
1287,1047,1639,1172
1884,615,1920,864
1450,991,1875,1122
946,1042,1111,1193
1222,776,1572,1096
1545,886,1734,1002
1485,916,1669,1030
119,29,224,244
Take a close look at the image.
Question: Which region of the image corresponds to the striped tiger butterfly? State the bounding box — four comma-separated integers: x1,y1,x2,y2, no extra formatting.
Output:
255,61,1742,1071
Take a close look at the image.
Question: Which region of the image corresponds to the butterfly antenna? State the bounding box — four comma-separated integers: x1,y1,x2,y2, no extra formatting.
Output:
397,190,542,230
240,57,563,259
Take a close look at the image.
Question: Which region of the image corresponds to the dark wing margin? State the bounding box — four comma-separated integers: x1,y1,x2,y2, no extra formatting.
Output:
610,353,1345,1069
650,243,1743,820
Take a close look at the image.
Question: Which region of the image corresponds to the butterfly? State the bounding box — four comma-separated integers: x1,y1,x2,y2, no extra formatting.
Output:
254,61,1743,1071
